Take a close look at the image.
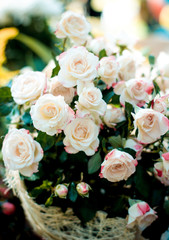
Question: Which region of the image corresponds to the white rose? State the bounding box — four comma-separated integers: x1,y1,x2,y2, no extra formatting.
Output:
98,56,119,87
2,129,43,177
63,117,99,156
55,11,91,45
117,50,136,81
75,86,107,117
133,109,169,144
58,47,99,88
30,94,75,136
127,201,158,231
124,138,143,160
114,78,153,107
99,149,137,182
103,105,125,128
49,76,75,104
87,37,106,56
11,71,46,105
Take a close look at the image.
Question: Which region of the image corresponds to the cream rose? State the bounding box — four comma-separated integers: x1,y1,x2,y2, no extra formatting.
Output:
117,50,136,81
133,109,169,144
49,76,75,104
98,57,119,87
114,78,153,107
75,86,107,117
99,149,137,182
103,105,125,128
30,94,75,136
2,129,43,177
63,117,99,156
55,11,91,45
11,71,46,105
58,47,99,88
127,201,158,231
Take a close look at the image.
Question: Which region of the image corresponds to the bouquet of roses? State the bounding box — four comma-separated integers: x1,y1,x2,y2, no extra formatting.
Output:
1,11,169,240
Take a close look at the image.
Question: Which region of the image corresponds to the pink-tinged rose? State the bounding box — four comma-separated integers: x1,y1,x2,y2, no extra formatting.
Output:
2,202,16,215
30,94,75,136
63,117,99,156
98,56,119,87
76,182,91,197
127,201,158,231
103,105,126,128
124,138,143,160
11,71,46,105
75,86,107,117
58,47,99,88
154,162,169,186
49,76,75,104
114,78,152,107
2,129,43,177
55,11,91,45
100,149,137,182
153,94,169,114
133,109,169,144
55,184,68,199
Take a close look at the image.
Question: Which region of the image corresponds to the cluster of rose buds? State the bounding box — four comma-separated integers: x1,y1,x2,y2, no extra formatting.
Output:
54,182,91,199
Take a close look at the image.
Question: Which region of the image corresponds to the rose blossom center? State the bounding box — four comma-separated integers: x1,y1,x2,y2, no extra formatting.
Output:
40,103,57,118
15,141,29,159
143,114,154,128
74,124,89,139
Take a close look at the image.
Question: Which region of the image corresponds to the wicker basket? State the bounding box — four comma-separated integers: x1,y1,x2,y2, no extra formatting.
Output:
5,170,140,240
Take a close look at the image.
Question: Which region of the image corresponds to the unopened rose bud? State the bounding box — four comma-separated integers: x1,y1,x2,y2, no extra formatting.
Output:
2,202,16,215
55,184,68,199
76,182,91,197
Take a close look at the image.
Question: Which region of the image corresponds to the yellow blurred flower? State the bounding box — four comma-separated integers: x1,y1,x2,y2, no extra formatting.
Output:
0,27,19,86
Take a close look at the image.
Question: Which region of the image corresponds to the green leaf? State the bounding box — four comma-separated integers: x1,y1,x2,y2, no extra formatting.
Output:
153,80,160,95
103,91,115,103
21,112,32,125
68,182,78,202
36,132,55,151
125,102,134,117
108,135,122,148
99,49,107,60
123,148,136,158
88,152,102,174
148,55,155,65
51,60,60,78
74,198,97,223
0,87,14,116
45,194,54,207
21,173,40,181
134,165,151,199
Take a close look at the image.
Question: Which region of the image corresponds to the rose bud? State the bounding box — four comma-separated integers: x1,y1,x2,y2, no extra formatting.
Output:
127,201,158,231
54,184,68,199
2,202,16,215
76,182,91,197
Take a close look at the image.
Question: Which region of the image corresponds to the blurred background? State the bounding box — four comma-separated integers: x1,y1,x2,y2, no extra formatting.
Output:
1,0,169,239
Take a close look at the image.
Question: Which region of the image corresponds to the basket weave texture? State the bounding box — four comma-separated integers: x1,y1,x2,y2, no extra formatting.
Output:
5,170,138,240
